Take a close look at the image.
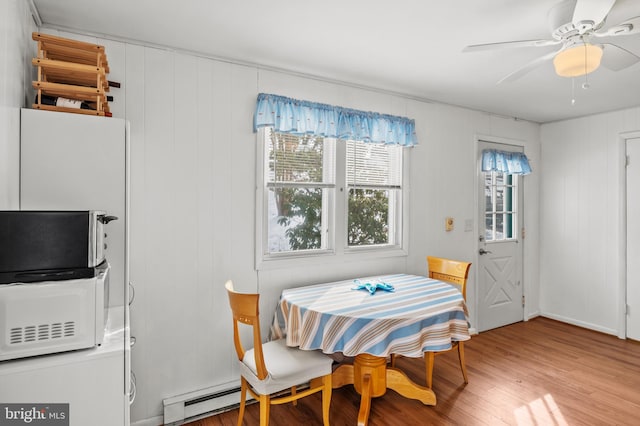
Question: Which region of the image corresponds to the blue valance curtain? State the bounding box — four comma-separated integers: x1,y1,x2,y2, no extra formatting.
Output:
254,93,417,147
481,149,532,175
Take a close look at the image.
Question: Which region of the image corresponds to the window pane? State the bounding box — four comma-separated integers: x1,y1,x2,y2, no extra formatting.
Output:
348,189,390,246
267,130,326,184
485,214,493,240
496,186,504,212
496,213,504,239
346,140,401,186
484,173,493,211
506,213,514,239
268,187,324,252
485,187,492,211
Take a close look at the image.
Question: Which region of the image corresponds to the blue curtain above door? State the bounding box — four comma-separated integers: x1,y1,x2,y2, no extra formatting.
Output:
481,149,532,175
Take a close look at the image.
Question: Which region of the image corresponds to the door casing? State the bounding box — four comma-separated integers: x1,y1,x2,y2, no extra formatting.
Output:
623,133,640,340
476,137,525,332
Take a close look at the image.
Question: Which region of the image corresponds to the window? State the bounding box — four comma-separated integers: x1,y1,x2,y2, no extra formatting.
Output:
259,128,404,260
484,172,518,241
346,140,402,247
264,130,335,253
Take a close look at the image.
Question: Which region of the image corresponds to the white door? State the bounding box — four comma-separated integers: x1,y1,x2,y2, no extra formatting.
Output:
477,141,524,332
627,137,640,340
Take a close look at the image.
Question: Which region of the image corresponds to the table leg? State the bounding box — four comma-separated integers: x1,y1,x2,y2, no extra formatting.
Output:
353,354,387,397
357,373,372,426
331,354,436,425
386,367,436,405
332,363,354,389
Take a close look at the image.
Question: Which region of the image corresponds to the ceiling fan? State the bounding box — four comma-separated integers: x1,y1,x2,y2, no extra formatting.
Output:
464,0,640,84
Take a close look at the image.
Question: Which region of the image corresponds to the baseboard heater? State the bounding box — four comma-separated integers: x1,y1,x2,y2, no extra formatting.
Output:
163,381,254,425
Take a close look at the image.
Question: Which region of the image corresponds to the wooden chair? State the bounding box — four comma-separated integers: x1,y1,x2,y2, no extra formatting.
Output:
424,256,471,388
225,280,333,426
390,256,472,389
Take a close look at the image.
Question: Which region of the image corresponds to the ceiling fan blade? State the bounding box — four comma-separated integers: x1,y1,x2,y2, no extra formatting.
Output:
463,39,560,52
600,43,640,70
497,49,561,84
572,0,616,26
593,16,640,37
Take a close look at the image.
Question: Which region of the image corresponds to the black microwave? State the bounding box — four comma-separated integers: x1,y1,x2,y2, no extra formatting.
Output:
0,210,116,284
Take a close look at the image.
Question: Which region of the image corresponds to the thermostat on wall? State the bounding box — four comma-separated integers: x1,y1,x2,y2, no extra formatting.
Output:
445,217,454,232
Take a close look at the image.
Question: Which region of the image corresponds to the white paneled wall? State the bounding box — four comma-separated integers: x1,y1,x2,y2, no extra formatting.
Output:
30,29,540,425
0,0,36,209
540,108,640,336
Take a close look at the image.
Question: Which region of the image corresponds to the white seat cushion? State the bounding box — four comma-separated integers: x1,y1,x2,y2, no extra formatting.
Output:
239,339,333,395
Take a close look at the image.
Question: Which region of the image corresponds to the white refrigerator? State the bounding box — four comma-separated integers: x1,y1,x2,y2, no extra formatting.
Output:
0,108,131,426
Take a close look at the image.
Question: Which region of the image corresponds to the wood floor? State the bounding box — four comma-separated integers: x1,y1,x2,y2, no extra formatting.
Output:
187,317,640,426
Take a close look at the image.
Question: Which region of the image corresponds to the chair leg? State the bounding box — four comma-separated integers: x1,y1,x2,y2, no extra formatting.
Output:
237,378,248,426
322,373,332,426
424,352,435,389
458,341,469,384
389,353,397,368
259,394,270,426
291,385,297,406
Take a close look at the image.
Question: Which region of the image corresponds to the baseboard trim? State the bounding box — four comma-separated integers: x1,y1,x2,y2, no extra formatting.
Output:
539,311,619,337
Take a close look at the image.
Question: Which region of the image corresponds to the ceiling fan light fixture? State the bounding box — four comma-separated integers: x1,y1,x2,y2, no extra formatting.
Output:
553,43,603,77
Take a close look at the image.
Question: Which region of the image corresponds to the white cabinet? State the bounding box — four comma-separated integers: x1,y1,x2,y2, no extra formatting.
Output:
0,307,127,426
4,108,132,425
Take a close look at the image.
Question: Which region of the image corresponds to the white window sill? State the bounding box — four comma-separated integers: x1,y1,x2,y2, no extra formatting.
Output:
256,245,408,271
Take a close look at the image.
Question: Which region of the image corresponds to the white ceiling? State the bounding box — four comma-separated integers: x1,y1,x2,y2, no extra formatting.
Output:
31,0,640,123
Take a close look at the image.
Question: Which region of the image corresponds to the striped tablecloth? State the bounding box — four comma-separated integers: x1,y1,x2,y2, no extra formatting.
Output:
272,274,470,358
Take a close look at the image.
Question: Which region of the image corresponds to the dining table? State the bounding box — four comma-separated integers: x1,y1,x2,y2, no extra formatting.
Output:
271,273,470,425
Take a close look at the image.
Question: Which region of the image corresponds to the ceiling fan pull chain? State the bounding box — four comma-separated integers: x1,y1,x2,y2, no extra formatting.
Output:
571,77,576,106
582,42,591,90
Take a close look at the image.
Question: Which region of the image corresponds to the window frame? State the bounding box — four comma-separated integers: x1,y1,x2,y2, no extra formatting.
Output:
255,128,409,270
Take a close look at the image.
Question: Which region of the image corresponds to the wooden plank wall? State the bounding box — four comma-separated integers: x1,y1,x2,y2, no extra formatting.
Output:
540,107,640,335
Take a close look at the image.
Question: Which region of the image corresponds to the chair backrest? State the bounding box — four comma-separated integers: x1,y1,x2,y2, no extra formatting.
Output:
225,280,268,380
426,256,472,300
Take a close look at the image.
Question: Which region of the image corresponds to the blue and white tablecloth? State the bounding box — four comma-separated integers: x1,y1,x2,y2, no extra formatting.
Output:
272,274,470,358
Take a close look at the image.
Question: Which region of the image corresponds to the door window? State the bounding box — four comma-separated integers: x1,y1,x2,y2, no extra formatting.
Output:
484,172,518,242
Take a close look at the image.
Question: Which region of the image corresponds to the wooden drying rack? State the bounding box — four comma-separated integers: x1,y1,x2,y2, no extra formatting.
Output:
32,32,113,116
